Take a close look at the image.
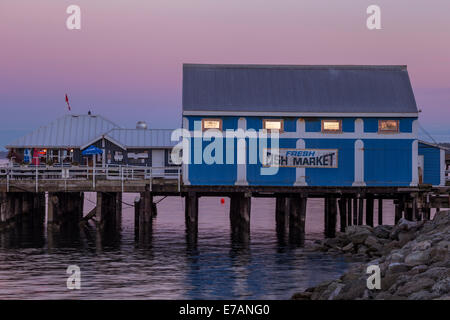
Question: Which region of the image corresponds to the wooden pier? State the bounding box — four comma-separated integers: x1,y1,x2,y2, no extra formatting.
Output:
1,165,449,243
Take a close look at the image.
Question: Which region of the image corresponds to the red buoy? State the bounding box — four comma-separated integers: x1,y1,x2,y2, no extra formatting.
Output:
220,198,225,205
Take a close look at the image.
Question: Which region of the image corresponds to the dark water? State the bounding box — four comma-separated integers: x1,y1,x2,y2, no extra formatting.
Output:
0,194,396,300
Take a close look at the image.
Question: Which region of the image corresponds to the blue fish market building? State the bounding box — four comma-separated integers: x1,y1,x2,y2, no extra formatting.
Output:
181,64,446,187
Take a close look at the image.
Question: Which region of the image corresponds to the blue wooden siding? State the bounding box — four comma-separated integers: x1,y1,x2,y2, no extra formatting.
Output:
364,139,412,186
364,118,415,133
188,136,237,185
419,142,441,185
186,116,416,186
305,139,355,186
305,118,355,133
247,138,297,186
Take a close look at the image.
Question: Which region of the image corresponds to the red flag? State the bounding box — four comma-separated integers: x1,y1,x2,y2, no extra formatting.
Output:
65,94,71,111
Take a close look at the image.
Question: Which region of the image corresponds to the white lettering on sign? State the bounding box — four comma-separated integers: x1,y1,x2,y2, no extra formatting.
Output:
263,149,338,168
127,152,149,160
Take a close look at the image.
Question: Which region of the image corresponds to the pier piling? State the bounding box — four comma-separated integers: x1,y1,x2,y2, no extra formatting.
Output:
48,192,84,226
324,197,337,238
185,192,199,234
275,196,289,234
230,193,251,241
378,198,383,225
289,194,307,244
366,195,374,227
338,197,347,232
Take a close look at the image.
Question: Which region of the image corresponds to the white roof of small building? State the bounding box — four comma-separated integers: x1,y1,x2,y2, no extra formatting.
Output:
6,114,120,148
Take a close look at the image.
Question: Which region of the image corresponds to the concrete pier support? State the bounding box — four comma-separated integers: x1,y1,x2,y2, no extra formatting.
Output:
48,192,84,226
230,193,251,241
324,197,337,238
289,194,307,244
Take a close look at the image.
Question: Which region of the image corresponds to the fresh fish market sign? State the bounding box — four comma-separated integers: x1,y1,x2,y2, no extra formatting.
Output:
264,149,338,168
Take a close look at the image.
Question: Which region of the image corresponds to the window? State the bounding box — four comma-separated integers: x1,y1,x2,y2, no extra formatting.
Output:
263,119,284,132
202,119,222,131
379,120,399,133
322,120,342,133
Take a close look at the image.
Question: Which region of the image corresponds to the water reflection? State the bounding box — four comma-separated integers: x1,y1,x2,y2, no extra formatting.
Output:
0,197,358,299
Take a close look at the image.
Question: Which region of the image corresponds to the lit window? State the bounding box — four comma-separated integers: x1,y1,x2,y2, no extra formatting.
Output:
379,120,399,133
202,119,222,131
263,119,284,132
322,120,342,133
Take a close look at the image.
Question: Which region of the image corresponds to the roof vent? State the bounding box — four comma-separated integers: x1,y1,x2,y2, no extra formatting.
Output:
136,121,148,130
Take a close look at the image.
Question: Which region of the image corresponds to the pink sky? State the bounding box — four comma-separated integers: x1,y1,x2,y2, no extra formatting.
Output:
1,0,449,147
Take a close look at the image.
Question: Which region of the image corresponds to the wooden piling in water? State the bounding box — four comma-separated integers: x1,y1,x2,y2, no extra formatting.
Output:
366,196,374,227
324,196,337,238
358,196,364,225
229,192,252,244
378,198,383,225
347,198,352,227
275,196,289,233
338,197,346,232
289,194,307,243
352,198,358,225
185,192,199,234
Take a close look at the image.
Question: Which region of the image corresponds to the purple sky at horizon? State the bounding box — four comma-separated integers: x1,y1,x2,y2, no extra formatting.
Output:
1,0,449,149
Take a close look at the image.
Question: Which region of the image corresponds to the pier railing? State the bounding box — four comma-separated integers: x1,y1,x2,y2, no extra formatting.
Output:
0,165,182,192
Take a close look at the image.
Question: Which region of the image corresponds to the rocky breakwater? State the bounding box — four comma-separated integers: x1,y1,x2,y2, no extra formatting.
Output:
294,210,450,300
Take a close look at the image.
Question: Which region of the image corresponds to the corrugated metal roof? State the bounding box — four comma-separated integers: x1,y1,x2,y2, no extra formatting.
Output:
182,64,419,114
105,129,177,148
6,114,120,148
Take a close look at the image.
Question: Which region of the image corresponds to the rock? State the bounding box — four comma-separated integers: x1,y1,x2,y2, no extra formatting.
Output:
390,252,404,263
291,292,312,300
395,277,435,296
373,225,392,239
408,290,438,300
346,225,373,244
431,277,450,295
398,232,415,246
292,209,450,300
342,242,354,252
430,241,449,263
358,245,369,255
409,265,428,275
421,267,450,280
404,250,431,267
397,218,419,231
365,236,383,252
413,240,432,251
328,283,345,300
432,211,450,227
388,263,410,273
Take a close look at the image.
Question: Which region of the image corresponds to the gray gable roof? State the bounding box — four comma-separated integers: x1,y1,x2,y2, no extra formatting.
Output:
182,64,418,114
6,114,120,148
103,129,177,149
